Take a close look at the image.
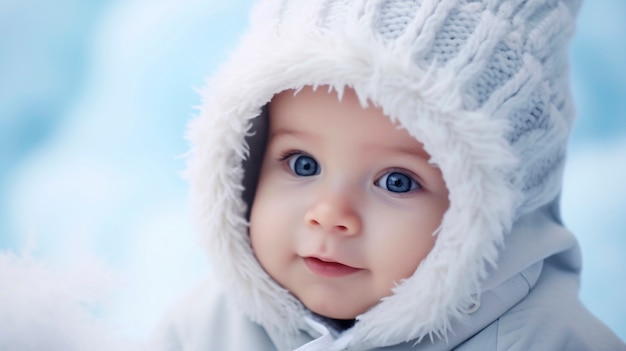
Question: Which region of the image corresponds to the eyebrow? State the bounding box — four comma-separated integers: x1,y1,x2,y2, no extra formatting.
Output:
269,127,310,140
368,143,431,161
270,127,431,161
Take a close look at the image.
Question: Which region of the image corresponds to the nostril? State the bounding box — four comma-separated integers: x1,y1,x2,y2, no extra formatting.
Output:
304,203,360,235
306,218,350,233
308,218,321,227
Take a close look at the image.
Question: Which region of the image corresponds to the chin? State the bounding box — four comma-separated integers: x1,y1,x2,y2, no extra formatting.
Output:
305,299,363,320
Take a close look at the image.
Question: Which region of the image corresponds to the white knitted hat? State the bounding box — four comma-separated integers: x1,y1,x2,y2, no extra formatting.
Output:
186,0,581,346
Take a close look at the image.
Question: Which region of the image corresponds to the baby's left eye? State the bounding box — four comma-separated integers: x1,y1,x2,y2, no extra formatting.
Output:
375,171,420,193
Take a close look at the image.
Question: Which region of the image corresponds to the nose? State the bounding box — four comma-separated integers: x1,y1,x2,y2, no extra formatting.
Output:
304,191,361,236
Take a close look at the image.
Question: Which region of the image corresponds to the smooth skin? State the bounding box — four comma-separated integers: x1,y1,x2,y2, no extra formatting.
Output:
249,86,449,320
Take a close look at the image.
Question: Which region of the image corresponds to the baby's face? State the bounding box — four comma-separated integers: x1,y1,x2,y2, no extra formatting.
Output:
249,86,449,319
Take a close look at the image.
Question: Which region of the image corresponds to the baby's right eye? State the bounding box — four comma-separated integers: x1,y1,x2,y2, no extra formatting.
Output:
287,154,320,177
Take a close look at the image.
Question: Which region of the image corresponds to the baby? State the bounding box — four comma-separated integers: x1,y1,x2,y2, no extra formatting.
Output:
152,0,626,350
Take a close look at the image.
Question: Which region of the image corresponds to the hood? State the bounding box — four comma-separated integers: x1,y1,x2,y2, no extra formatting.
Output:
185,0,581,349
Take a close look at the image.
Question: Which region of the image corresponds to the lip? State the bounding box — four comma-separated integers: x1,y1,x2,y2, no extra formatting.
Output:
303,257,362,277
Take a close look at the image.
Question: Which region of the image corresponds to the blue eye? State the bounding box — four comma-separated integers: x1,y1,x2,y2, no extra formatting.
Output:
288,154,320,176
376,171,420,193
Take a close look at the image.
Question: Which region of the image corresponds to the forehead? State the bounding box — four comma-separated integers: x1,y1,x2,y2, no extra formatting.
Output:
268,86,429,159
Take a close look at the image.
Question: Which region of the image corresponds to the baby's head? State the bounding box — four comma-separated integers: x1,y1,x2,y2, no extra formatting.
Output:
249,86,449,320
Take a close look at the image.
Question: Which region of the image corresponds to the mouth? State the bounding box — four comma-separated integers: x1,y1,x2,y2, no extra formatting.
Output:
303,257,362,277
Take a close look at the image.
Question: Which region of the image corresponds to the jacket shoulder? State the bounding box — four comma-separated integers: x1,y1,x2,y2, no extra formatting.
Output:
494,303,625,351
455,305,625,351
478,288,625,351
456,271,626,351
491,264,625,351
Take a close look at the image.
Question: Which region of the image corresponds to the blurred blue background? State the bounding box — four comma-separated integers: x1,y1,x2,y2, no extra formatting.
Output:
1,0,624,343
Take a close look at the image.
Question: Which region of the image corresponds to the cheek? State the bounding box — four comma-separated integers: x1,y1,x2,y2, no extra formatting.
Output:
249,180,300,265
367,202,443,285
249,200,283,283
378,231,436,284
249,193,276,256
250,173,313,237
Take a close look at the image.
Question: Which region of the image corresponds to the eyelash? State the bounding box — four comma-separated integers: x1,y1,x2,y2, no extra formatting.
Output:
278,150,302,163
